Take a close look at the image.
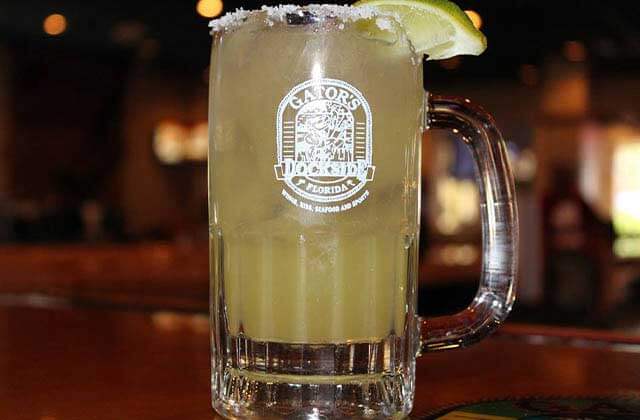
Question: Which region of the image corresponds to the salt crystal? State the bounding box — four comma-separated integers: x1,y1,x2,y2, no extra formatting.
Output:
208,8,251,33
262,4,300,20
209,4,397,34
375,16,394,31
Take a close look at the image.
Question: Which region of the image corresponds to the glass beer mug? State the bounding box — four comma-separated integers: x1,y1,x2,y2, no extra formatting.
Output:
208,5,517,418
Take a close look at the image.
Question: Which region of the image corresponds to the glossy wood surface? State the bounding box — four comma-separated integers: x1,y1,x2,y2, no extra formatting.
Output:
0,243,209,310
0,242,480,312
1,305,639,419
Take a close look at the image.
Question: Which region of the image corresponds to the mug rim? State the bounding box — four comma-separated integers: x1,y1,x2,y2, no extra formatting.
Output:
209,4,398,34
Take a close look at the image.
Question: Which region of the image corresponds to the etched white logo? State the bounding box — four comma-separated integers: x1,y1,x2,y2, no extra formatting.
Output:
274,78,375,213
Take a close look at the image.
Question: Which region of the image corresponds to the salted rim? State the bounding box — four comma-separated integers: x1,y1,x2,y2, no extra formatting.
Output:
208,4,398,33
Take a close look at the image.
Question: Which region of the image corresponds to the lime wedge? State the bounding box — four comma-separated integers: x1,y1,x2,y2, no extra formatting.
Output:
355,0,487,60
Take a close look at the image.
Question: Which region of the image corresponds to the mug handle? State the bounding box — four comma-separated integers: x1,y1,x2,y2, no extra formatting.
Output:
420,93,519,353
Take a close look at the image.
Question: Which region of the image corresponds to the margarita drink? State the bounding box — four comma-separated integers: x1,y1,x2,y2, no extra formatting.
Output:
207,2,513,418
209,6,422,345
209,4,434,418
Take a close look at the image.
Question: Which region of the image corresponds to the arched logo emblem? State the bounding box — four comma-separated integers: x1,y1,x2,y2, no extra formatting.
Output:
274,78,375,213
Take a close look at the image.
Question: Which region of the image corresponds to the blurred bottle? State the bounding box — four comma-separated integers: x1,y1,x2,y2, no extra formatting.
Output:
542,165,610,322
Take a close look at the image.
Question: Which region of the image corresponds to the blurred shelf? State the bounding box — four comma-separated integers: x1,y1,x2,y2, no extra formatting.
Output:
0,242,209,311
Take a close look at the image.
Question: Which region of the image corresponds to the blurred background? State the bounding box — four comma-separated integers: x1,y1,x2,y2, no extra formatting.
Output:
0,0,639,333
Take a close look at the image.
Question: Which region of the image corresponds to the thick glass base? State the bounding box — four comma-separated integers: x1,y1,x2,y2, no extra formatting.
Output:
212,338,415,419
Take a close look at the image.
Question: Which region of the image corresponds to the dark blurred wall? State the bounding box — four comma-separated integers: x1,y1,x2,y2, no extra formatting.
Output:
0,44,12,241
0,44,11,199
592,75,640,118
9,43,128,200
114,63,207,239
0,38,211,242
535,56,589,194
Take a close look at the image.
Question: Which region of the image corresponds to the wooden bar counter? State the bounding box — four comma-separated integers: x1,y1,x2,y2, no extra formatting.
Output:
1,304,639,419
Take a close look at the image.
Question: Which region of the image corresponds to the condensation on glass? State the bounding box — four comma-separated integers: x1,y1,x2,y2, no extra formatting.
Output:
208,5,518,418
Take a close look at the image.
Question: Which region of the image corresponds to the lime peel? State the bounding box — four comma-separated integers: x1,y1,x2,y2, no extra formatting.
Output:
355,0,487,59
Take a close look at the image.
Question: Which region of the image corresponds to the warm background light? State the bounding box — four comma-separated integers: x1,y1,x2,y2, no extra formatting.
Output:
153,121,188,164
197,0,224,18
185,122,208,161
464,10,482,30
153,120,208,164
612,142,640,236
43,13,67,36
